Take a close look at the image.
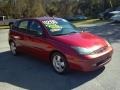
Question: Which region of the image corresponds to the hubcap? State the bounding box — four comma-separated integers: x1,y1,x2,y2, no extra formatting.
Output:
10,42,16,54
52,55,65,72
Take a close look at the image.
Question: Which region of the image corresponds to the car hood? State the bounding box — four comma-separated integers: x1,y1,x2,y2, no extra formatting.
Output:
53,32,107,49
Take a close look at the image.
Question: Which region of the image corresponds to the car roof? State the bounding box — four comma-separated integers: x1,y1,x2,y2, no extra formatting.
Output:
35,16,62,21
19,17,63,22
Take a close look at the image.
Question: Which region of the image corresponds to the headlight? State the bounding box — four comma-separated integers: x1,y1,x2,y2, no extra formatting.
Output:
72,47,94,55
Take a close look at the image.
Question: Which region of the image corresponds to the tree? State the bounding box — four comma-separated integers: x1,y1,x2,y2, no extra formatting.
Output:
25,0,47,17
0,0,47,18
0,0,120,18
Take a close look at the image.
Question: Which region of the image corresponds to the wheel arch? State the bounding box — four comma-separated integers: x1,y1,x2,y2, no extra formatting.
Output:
49,50,70,73
49,50,67,62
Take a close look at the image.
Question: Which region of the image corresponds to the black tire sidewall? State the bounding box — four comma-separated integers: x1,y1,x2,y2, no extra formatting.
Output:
51,52,69,74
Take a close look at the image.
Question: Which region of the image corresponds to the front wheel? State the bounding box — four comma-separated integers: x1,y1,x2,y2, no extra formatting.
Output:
51,52,69,74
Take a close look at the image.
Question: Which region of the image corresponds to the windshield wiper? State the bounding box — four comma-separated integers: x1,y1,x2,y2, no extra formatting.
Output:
53,33,68,36
53,31,79,36
67,31,78,34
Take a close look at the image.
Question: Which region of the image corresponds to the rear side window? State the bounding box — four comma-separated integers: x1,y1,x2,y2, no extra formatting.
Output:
16,20,29,33
19,21,28,30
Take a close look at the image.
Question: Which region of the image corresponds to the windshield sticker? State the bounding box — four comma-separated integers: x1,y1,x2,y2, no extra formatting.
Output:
42,20,62,32
42,20,58,25
50,28,61,32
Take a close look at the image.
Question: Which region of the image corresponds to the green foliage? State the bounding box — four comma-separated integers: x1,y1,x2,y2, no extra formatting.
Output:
0,0,47,18
0,0,120,18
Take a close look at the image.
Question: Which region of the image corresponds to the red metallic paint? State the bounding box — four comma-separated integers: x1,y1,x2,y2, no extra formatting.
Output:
9,18,113,72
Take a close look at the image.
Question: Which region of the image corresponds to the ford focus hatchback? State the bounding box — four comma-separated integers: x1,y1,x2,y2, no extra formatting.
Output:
9,17,113,74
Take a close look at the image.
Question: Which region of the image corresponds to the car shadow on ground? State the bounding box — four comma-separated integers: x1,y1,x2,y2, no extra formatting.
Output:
80,23,120,43
0,51,104,90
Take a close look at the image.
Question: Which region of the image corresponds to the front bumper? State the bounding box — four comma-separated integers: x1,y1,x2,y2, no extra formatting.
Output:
78,55,112,72
68,46,113,72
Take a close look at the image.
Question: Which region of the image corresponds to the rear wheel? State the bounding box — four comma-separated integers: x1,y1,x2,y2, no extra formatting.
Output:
51,52,69,74
10,42,17,55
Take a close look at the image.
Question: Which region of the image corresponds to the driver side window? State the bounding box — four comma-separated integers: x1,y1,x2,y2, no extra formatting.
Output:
29,21,43,36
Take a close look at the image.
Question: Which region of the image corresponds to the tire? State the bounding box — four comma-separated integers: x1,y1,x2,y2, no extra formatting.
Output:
10,41,18,55
51,52,69,74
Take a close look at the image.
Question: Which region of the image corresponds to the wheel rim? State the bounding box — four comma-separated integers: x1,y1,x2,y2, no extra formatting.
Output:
10,42,16,54
52,55,65,72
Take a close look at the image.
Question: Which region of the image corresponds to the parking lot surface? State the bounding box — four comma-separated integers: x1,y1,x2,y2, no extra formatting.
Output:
0,23,120,90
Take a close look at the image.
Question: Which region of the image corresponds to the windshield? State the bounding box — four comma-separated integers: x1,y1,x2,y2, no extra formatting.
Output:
41,19,80,36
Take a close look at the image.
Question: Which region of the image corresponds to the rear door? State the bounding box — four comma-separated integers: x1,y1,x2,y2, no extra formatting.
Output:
10,20,29,52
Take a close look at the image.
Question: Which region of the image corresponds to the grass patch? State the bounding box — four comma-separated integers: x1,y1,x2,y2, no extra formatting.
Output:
0,25,9,29
72,19,108,26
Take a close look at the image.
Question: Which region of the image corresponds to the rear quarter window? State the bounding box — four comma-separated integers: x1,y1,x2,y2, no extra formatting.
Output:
16,20,29,32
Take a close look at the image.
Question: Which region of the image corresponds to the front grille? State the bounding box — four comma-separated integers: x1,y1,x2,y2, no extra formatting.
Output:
92,46,108,54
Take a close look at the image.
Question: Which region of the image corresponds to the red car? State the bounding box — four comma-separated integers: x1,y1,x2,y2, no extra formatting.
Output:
9,17,113,74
